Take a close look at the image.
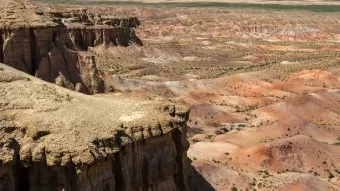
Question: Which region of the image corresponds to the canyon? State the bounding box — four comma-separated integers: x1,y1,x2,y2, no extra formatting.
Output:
65,1,339,190
0,1,194,190
0,0,141,94
1,0,340,190
0,63,192,190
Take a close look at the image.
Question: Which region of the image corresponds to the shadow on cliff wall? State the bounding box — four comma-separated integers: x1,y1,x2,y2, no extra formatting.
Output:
131,35,143,46
0,31,3,63
189,168,216,191
117,35,144,47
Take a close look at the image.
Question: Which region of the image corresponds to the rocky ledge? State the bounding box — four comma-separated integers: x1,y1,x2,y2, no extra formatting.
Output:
0,64,191,191
0,0,142,94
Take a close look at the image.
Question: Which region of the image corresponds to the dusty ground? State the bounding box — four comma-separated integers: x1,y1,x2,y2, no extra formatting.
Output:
68,0,340,6
34,1,340,190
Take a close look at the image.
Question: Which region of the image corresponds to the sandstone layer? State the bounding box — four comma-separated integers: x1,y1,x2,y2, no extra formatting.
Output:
0,63,191,191
0,0,142,94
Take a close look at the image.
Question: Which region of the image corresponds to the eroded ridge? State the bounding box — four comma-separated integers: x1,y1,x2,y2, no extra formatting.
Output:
0,64,191,191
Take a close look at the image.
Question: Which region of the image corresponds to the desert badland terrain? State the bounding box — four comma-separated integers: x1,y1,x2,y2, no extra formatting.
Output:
0,0,340,190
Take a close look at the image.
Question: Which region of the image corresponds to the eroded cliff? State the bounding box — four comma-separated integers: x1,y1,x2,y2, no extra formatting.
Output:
0,63,191,191
0,0,142,94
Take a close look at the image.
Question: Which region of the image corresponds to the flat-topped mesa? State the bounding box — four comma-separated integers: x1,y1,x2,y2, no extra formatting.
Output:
47,8,141,28
45,8,142,47
0,64,191,191
0,0,142,94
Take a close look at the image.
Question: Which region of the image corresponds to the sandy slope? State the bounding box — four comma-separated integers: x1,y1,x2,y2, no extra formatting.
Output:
185,69,340,190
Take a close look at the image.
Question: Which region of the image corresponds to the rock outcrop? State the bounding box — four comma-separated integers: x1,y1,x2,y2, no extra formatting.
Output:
0,63,191,191
0,0,142,94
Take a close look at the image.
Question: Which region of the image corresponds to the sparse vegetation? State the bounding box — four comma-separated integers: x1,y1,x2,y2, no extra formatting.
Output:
334,137,340,145
25,1,340,190
34,1,340,13
328,172,334,179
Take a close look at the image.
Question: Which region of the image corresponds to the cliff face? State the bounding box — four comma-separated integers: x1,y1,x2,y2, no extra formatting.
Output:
0,0,142,94
0,64,191,191
0,2,192,190
0,27,126,94
1,131,189,191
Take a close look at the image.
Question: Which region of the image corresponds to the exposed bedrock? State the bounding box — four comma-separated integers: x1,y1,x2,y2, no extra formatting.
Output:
68,27,138,49
0,25,140,94
0,0,142,94
0,0,143,94
0,64,192,191
0,131,190,191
